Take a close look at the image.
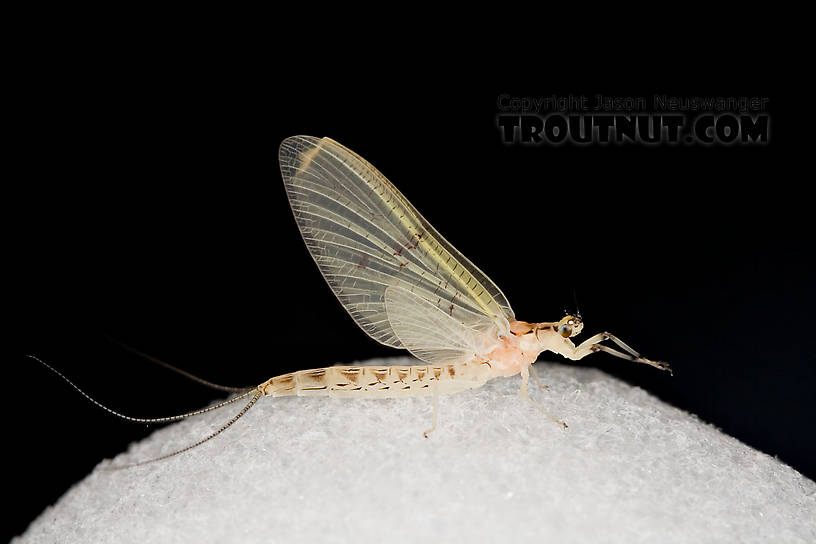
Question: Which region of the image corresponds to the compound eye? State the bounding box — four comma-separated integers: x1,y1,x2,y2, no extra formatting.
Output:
558,324,572,338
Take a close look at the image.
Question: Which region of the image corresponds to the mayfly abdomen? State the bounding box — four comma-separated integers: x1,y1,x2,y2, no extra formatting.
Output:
261,363,494,399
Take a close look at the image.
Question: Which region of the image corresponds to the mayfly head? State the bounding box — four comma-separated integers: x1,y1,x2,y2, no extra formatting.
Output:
557,315,583,338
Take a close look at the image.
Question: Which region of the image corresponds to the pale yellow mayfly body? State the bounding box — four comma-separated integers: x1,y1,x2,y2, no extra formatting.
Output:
32,135,670,467
272,136,670,429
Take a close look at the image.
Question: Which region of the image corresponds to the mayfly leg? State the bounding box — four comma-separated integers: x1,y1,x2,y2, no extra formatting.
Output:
529,364,549,390
571,332,672,373
423,382,439,439
519,365,567,429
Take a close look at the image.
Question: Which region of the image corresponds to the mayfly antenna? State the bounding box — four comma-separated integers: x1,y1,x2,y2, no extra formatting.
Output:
573,289,582,319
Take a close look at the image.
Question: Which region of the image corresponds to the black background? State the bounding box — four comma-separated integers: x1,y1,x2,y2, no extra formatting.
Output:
6,40,811,540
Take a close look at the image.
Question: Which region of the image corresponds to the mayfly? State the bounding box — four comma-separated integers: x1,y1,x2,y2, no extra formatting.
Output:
31,135,670,466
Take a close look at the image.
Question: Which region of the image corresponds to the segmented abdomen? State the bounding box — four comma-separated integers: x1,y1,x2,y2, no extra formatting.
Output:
261,363,494,399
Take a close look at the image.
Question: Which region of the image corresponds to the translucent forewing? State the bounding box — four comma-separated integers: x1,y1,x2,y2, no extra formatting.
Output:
279,136,514,354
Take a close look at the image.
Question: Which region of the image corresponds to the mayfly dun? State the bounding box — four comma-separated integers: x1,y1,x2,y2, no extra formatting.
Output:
31,135,671,467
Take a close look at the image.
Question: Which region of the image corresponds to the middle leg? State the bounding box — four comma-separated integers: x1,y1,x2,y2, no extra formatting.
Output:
520,365,567,429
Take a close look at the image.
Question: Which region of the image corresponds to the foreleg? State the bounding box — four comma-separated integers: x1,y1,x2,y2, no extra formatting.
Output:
570,332,671,373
